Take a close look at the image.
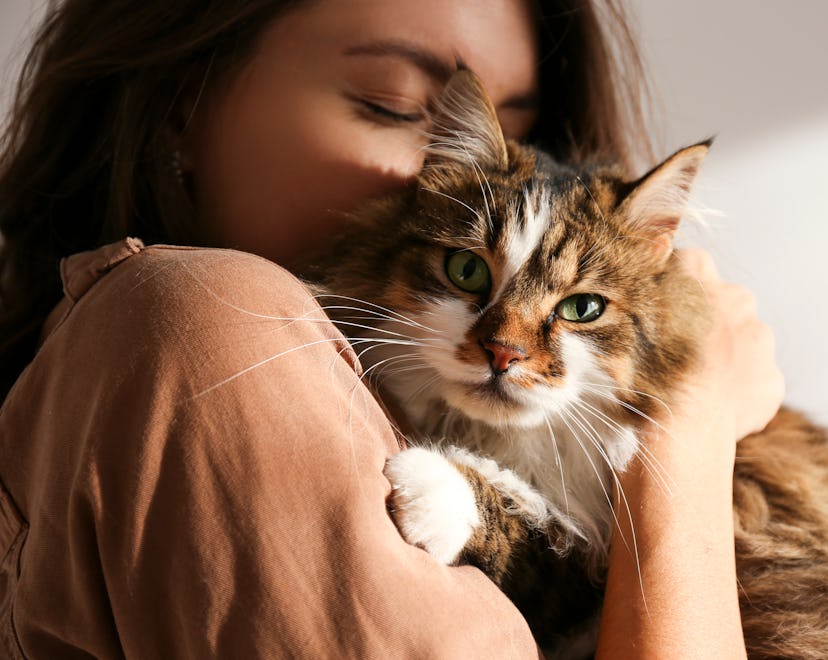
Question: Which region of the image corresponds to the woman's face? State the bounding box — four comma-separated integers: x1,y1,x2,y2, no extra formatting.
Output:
185,0,538,269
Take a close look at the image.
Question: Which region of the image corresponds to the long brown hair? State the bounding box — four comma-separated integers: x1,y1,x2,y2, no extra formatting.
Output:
0,0,652,399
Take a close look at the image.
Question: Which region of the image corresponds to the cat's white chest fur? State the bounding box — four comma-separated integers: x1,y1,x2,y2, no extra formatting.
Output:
426,410,638,556
385,411,639,572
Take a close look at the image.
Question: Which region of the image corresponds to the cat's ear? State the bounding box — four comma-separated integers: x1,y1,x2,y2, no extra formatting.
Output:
618,139,712,265
419,68,509,184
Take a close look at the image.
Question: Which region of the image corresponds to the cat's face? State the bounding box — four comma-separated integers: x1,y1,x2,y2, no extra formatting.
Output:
314,71,709,433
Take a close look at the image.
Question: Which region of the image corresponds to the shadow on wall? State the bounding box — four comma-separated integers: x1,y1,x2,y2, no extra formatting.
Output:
687,118,828,425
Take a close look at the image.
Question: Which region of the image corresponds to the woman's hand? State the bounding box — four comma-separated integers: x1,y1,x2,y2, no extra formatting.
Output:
675,248,784,442
596,248,783,659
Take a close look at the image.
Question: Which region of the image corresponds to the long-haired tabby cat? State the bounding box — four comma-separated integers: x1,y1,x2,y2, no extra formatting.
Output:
307,70,828,659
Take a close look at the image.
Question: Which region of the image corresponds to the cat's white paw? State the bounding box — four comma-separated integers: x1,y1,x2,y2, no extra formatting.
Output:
444,445,550,527
384,447,480,565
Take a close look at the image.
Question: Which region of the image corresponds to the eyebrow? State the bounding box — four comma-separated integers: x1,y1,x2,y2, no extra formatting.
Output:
343,40,456,83
342,39,539,112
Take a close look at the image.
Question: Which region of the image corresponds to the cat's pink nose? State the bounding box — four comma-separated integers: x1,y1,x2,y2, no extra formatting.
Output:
481,340,527,375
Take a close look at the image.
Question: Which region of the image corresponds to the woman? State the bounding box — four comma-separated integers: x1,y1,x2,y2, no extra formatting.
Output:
0,0,782,657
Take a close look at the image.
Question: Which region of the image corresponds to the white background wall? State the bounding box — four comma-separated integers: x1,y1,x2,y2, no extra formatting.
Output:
0,1,43,119
2,1,826,423
630,0,828,424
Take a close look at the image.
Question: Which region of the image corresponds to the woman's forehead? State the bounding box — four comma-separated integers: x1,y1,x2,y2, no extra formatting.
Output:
265,0,539,105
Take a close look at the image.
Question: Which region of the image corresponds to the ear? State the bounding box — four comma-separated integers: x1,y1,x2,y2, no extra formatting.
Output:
164,83,202,179
619,139,712,265
419,68,509,185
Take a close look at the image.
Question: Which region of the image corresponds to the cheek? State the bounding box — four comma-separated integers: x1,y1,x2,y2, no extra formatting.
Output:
293,117,426,214
193,92,425,267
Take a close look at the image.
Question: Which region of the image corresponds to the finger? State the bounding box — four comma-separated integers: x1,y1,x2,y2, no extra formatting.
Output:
716,283,758,318
676,248,720,281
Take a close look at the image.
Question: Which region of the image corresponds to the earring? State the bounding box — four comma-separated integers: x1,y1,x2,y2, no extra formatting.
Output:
170,149,185,185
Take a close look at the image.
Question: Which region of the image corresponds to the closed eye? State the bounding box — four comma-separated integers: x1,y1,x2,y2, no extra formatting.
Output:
359,99,425,124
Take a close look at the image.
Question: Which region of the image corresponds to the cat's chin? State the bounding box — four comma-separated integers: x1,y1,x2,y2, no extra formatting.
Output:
441,380,558,429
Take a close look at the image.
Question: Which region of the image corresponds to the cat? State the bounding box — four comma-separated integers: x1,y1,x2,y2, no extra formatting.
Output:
306,70,828,659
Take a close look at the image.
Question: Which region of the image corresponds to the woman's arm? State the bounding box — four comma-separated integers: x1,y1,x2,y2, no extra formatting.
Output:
595,249,784,659
3,244,541,659
99,248,541,658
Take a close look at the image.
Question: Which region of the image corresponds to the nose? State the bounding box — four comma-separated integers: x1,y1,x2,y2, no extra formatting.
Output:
481,340,527,375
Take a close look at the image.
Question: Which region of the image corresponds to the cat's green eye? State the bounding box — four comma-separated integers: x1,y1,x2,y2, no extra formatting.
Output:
445,251,491,294
556,294,606,323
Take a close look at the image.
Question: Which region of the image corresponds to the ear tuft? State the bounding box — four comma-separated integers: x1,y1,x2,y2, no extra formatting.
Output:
420,68,508,182
620,139,711,264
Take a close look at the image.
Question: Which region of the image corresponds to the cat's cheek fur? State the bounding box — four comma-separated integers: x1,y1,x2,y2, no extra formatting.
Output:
377,296,488,423
415,296,485,381
384,447,481,565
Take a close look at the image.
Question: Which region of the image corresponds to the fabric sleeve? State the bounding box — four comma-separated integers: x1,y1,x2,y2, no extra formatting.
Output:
12,246,539,658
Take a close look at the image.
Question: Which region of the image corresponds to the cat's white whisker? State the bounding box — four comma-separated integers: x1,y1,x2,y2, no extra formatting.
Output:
377,363,435,382
575,175,609,229
356,354,415,389
345,357,408,451
333,314,440,337
557,409,618,538
420,186,481,220
313,294,444,334
187,304,327,334
191,336,352,400
443,132,497,235
258,313,448,359
321,318,442,343
563,400,659,608
630,443,675,497
567,405,619,481
603,465,649,615
367,354,430,380
347,337,428,350
317,303,430,327
564,405,646,607
574,398,674,497
470,158,495,234
481,166,497,216
182,262,335,325
404,373,444,406
578,380,672,419
580,385,672,438
543,415,570,515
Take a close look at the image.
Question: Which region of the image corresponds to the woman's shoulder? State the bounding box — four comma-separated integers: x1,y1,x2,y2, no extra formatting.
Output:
53,239,318,340
38,239,355,394
66,239,310,310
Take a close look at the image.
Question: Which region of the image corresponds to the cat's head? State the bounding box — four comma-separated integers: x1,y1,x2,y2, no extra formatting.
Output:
314,70,710,436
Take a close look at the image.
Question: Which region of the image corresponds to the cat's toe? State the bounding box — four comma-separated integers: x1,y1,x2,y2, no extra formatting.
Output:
384,447,480,565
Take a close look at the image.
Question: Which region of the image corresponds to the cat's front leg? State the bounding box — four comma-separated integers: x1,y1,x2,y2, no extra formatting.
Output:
383,446,482,565
384,446,552,585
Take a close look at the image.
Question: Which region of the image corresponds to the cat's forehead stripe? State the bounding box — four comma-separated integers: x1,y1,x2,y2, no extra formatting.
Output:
497,184,551,292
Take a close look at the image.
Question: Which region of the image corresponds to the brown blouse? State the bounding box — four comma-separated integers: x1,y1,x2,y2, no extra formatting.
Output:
0,239,539,658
